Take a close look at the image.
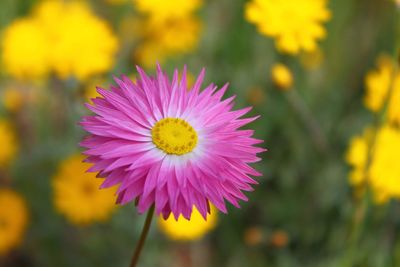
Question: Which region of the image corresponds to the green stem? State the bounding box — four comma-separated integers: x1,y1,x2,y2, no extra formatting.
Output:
285,89,328,153
130,205,155,267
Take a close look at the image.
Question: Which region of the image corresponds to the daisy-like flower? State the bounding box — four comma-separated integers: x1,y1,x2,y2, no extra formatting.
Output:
0,119,18,168
0,188,28,255
1,18,50,79
158,205,217,241
133,0,202,22
245,0,331,54
80,65,265,220
53,154,117,225
364,55,400,125
346,125,400,203
34,0,118,80
271,63,293,91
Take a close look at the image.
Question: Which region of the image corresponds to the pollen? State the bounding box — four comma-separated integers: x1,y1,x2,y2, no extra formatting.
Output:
151,117,198,155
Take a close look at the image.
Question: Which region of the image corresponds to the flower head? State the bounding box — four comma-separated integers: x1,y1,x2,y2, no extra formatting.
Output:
158,205,217,241
245,0,331,54
53,154,117,225
134,16,202,68
34,0,118,80
132,0,202,67
346,125,400,203
364,55,400,125
133,0,202,22
1,18,50,79
1,1,118,81
0,189,28,255
0,120,18,168
271,63,293,90
80,65,265,220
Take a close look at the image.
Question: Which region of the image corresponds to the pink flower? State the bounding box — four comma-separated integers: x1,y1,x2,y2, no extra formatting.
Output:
80,65,265,220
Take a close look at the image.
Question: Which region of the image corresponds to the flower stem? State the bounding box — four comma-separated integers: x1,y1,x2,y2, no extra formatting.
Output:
130,205,155,267
285,89,328,153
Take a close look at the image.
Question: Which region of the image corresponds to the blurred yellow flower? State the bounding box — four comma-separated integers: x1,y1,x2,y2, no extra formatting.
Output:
83,78,107,102
2,1,118,81
158,205,217,241
135,41,168,68
85,85,101,102
135,16,202,67
34,1,118,80
182,71,195,89
53,154,117,225
364,55,400,125
346,134,369,186
245,0,331,54
271,63,293,90
149,17,202,54
0,120,18,168
2,87,24,113
0,189,28,255
1,18,51,79
346,125,400,203
133,0,202,22
132,0,202,67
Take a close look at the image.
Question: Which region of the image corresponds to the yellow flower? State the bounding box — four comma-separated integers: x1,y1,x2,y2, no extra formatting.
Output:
148,17,201,54
0,189,28,255
271,63,293,90
245,0,331,54
364,55,400,125
1,18,51,79
2,87,24,113
135,16,202,67
180,71,195,89
85,85,101,102
133,0,202,22
83,78,108,102
134,41,168,68
346,135,369,186
346,125,400,203
0,120,18,168
53,154,117,225
34,0,118,80
158,205,217,241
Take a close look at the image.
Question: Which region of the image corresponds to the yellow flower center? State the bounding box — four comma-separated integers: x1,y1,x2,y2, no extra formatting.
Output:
151,118,198,155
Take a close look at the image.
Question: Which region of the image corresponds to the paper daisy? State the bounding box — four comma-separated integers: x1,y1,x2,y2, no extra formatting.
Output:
80,64,265,220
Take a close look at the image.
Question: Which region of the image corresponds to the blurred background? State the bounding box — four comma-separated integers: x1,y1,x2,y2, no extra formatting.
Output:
0,0,400,266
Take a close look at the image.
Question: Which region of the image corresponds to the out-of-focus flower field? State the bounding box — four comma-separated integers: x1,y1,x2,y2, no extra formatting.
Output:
0,0,399,266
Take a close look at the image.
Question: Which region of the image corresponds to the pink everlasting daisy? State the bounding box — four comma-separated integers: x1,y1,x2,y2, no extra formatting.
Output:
80,65,265,220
